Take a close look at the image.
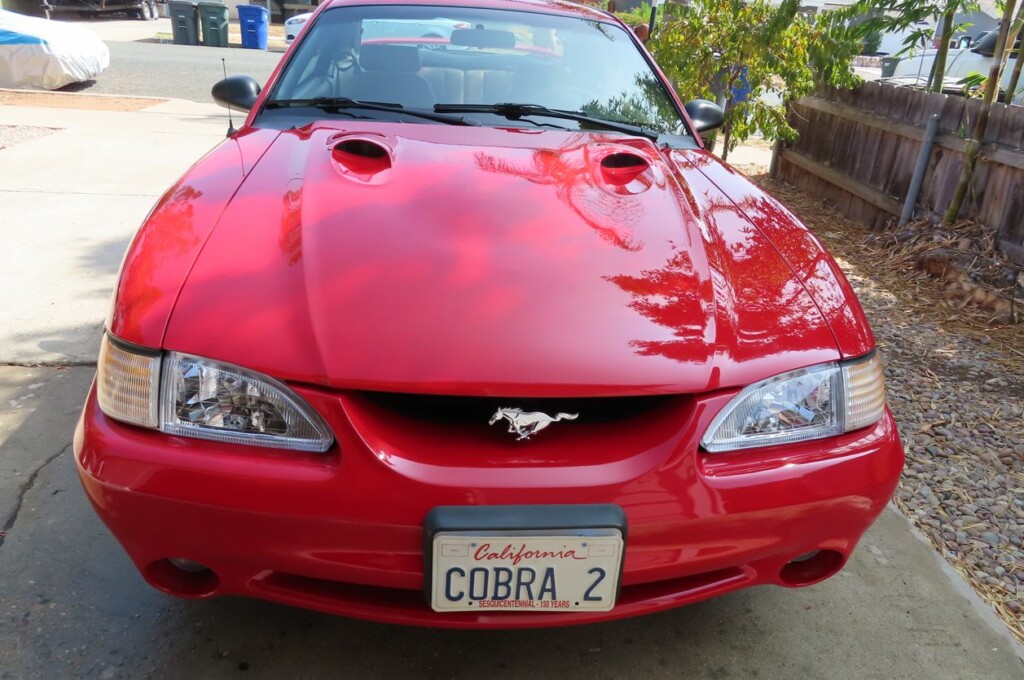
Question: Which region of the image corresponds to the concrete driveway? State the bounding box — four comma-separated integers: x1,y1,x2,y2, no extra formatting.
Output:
0,96,227,364
0,93,1021,679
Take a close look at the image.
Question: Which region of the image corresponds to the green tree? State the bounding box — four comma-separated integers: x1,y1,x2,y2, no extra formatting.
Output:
634,0,860,159
862,28,884,54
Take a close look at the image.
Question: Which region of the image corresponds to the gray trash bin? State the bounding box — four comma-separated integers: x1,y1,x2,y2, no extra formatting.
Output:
881,57,900,79
168,1,200,46
198,2,230,47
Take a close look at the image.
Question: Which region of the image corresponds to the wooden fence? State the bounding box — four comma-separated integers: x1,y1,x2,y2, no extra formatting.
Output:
775,82,1024,264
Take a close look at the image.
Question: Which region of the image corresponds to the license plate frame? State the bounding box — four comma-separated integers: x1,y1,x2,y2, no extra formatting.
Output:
423,505,627,614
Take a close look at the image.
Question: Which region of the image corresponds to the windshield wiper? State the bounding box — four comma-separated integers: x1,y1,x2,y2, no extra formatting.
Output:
264,97,479,126
433,103,660,141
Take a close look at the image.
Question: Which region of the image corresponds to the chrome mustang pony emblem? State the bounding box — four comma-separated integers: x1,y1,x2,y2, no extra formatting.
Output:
488,407,578,441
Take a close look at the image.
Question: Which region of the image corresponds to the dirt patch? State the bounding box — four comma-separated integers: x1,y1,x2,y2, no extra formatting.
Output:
0,90,164,112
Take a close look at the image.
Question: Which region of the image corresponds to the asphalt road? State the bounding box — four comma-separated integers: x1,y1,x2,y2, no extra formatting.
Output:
70,41,283,103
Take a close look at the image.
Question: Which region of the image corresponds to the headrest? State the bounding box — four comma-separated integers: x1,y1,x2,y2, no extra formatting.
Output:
359,44,421,73
450,29,516,49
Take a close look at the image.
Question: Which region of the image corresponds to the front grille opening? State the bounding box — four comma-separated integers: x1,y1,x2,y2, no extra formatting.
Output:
356,392,675,425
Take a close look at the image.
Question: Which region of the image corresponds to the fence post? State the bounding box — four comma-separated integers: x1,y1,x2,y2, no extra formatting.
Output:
769,139,781,178
899,114,940,227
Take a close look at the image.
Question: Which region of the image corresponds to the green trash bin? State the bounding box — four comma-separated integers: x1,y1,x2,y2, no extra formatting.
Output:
167,1,200,46
198,1,230,47
881,56,900,79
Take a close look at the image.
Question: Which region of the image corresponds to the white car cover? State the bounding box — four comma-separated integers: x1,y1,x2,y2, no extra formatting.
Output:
0,10,110,90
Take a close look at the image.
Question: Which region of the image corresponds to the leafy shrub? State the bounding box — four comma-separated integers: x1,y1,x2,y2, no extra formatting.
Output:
621,0,861,158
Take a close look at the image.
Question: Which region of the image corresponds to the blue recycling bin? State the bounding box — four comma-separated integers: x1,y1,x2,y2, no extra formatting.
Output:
731,66,751,103
237,4,269,50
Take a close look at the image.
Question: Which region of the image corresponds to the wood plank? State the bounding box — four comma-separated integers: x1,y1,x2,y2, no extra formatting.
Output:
934,146,965,219
894,91,921,196
994,170,1024,244
1000,105,1024,150
920,91,947,123
779,149,902,215
896,87,917,124
859,81,879,112
967,156,994,217
796,96,1024,171
939,95,965,135
872,84,897,117
981,145,1024,170
983,103,1007,144
851,115,884,186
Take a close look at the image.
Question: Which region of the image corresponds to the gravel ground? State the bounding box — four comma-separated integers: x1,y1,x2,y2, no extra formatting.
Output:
0,125,57,151
758,175,1024,644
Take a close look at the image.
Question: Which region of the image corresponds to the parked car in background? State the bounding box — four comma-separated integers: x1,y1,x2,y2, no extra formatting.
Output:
285,14,468,44
0,10,109,89
40,0,159,21
76,0,904,628
877,19,934,56
283,12,310,44
890,29,1023,103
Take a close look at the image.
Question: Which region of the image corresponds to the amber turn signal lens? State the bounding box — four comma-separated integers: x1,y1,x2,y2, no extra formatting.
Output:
96,334,161,428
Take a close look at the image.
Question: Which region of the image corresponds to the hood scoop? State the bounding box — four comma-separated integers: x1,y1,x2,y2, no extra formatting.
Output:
331,137,393,182
597,149,660,194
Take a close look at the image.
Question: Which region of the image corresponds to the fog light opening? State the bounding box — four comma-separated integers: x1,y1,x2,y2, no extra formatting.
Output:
168,557,209,573
145,558,220,597
779,549,844,586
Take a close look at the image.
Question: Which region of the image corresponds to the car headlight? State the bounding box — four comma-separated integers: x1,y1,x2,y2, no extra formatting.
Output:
287,16,307,25
701,352,885,452
96,334,333,453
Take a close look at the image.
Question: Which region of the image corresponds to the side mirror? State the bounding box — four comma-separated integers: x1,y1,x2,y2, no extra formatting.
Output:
684,99,725,134
212,75,261,111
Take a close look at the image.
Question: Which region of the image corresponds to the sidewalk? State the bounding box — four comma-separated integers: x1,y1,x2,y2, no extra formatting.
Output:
75,16,172,43
0,91,229,365
721,137,773,174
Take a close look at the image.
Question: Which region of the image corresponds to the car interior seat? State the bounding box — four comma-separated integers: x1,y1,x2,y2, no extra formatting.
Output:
348,44,436,108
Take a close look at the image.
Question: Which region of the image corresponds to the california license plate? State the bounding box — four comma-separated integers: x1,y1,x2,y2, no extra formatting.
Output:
430,529,623,612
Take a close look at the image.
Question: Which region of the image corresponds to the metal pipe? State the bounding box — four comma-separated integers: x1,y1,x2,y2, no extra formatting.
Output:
899,113,940,227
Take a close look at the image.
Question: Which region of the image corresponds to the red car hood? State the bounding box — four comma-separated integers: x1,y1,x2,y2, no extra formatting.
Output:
163,123,839,396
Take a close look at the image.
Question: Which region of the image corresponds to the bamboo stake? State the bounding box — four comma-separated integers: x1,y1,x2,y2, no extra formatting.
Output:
943,0,1019,225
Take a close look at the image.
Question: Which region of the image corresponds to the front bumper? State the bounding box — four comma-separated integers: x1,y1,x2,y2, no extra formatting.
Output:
74,383,903,628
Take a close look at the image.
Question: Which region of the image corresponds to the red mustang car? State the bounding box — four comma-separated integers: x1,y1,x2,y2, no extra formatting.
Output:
75,0,903,628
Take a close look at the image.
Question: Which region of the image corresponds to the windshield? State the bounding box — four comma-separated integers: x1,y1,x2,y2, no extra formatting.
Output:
265,5,686,135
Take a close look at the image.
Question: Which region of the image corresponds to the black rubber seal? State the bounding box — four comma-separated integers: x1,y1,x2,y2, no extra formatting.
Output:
105,331,162,358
